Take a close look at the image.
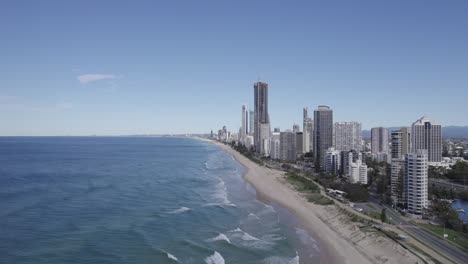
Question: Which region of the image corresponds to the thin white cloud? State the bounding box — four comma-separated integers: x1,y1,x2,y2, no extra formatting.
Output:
77,74,117,84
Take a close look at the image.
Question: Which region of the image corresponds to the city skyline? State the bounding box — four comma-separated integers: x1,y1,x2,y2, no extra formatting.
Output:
1,1,468,136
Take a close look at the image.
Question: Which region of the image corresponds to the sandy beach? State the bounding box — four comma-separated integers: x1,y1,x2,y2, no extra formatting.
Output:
204,139,424,264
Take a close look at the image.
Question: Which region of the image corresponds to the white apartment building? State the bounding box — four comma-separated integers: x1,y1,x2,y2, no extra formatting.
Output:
325,147,340,175
412,116,442,162
334,121,362,152
405,150,429,218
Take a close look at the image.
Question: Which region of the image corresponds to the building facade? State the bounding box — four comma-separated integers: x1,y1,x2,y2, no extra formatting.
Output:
254,82,270,155
411,117,442,162
280,130,296,162
270,132,281,160
325,147,340,175
334,121,362,152
314,106,333,170
303,107,313,154
391,127,411,159
371,127,389,154
405,150,429,217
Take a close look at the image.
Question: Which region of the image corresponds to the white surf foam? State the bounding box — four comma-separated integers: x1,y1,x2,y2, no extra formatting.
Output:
204,178,236,207
263,254,300,264
228,228,259,241
167,252,178,261
204,251,225,264
168,207,190,214
207,233,231,244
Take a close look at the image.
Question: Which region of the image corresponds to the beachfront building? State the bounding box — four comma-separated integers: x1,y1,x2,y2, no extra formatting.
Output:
254,81,270,156
280,130,296,162
270,131,281,160
405,150,429,217
314,106,333,170
303,107,313,153
245,135,254,150
240,105,247,145
333,121,362,152
249,110,254,136
412,117,442,162
296,132,303,157
325,147,340,175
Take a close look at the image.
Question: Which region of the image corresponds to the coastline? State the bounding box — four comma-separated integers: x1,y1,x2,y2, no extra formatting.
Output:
200,138,423,264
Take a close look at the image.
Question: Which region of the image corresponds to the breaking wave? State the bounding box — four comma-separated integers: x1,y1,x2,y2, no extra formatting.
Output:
207,233,231,244
204,251,225,264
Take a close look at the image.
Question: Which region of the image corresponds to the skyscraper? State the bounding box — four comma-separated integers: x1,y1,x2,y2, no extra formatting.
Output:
280,130,296,162
334,121,362,152
314,105,333,170
411,117,442,162
296,132,303,156
249,110,254,136
405,150,429,217
241,105,246,144
371,127,389,154
254,82,270,155
325,147,340,175
303,107,313,154
270,131,281,160
391,127,411,159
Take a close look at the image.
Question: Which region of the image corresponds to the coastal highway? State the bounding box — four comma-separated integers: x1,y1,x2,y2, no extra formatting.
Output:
429,178,468,192
384,207,468,264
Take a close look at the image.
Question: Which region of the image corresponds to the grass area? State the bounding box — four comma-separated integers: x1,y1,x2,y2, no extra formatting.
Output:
420,223,468,251
285,172,320,193
307,193,334,205
285,172,332,205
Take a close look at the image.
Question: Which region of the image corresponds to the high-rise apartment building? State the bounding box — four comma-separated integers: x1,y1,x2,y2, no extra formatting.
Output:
249,110,254,136
254,82,270,155
391,127,411,159
241,105,246,144
314,106,333,170
280,130,296,162
411,117,442,162
350,158,368,185
296,132,303,156
303,107,313,154
334,121,362,152
325,147,340,175
270,131,281,160
371,127,389,154
405,150,429,217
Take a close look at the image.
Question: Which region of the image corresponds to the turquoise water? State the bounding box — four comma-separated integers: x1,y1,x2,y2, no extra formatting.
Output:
452,199,468,222
0,137,321,263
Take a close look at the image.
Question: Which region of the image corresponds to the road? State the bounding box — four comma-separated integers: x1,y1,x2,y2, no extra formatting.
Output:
384,206,468,264
429,178,468,192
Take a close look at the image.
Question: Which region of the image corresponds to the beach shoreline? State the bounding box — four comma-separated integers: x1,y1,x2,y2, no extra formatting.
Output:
198,137,424,264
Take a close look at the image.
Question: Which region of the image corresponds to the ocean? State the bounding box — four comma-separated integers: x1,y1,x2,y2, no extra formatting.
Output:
0,137,321,264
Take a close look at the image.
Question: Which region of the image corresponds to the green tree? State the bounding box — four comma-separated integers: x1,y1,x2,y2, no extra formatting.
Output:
459,190,468,201
380,208,387,223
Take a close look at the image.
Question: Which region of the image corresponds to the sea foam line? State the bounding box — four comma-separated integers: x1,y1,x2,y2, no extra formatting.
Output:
168,207,191,214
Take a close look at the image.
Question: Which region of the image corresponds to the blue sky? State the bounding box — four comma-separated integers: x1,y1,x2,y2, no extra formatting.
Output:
1,0,467,135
